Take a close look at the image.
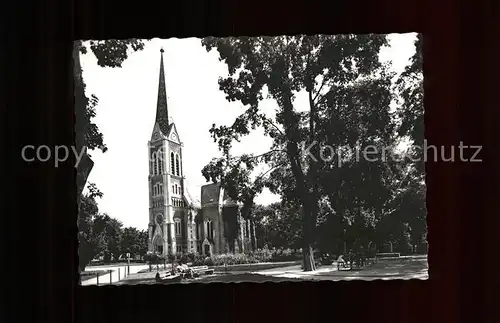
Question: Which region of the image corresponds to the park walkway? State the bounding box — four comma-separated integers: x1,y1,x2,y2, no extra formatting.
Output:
81,263,150,286
253,256,428,281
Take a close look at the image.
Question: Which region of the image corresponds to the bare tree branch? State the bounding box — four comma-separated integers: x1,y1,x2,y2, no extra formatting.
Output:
228,149,286,162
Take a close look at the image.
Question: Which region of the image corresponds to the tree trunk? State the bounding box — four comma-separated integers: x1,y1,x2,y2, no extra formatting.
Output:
301,206,317,272
280,88,319,272
302,244,316,271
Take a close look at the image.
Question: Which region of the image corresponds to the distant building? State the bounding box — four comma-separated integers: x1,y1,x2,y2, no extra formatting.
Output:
147,48,257,256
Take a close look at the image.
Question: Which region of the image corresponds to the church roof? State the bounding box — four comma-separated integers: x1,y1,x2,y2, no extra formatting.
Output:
155,48,170,135
201,183,238,206
183,182,201,209
201,183,220,205
165,123,174,136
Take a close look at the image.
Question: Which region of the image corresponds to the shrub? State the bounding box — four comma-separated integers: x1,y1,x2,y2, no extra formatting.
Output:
204,257,215,266
249,248,272,262
270,248,301,262
211,253,259,266
144,252,159,263
172,247,302,268
178,252,205,266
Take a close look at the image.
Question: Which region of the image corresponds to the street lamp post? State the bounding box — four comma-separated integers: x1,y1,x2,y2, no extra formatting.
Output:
126,252,130,276
343,229,347,255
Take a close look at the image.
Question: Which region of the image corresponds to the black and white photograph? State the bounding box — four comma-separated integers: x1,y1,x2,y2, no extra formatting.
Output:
75,33,427,286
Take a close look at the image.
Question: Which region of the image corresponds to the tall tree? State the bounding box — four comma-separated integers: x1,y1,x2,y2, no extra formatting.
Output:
252,203,303,249
75,39,147,277
120,227,149,258
393,33,426,250
78,183,103,272
93,214,123,262
396,33,423,146
201,35,391,271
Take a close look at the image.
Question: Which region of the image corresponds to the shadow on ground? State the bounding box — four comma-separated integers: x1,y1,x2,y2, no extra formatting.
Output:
116,273,302,285
114,257,428,285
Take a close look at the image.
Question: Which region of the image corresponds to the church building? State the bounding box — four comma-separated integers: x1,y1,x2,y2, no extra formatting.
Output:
147,48,257,257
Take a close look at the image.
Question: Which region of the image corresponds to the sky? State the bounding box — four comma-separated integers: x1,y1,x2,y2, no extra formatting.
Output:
80,33,417,230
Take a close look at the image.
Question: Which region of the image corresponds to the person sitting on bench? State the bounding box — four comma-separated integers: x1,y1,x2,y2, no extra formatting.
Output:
155,272,162,282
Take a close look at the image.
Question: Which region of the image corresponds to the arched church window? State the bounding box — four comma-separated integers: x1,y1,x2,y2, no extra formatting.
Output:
172,185,174,193
159,184,163,194
153,154,158,175
175,154,180,176
175,219,181,236
153,185,157,196
157,150,163,174
206,220,213,240
170,152,175,174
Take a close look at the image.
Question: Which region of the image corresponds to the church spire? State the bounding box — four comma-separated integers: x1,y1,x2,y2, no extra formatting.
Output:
155,47,169,134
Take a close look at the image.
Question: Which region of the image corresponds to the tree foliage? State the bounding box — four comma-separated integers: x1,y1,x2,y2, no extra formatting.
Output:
201,34,395,270
252,203,303,249
201,34,427,268
78,183,149,272
75,39,147,275
78,183,103,271
75,38,147,155
120,227,149,258
395,33,423,145
92,214,123,262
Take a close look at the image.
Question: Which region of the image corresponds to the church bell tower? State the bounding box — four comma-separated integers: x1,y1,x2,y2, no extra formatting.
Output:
147,48,193,256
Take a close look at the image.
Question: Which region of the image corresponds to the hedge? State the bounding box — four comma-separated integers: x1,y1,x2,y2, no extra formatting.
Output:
172,248,302,267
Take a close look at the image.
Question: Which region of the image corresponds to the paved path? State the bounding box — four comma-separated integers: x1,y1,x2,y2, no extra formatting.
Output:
253,258,428,281
102,256,429,284
81,264,150,286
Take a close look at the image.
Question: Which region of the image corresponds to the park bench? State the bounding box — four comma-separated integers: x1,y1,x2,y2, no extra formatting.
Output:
374,253,400,262
194,266,214,275
337,254,372,270
375,253,400,258
372,253,400,264
337,260,351,270
187,266,214,277
157,274,182,284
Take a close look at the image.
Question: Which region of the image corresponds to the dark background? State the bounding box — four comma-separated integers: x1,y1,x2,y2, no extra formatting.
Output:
3,0,499,322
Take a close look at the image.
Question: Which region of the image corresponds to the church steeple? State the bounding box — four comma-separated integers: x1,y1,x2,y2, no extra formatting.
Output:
155,47,169,134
